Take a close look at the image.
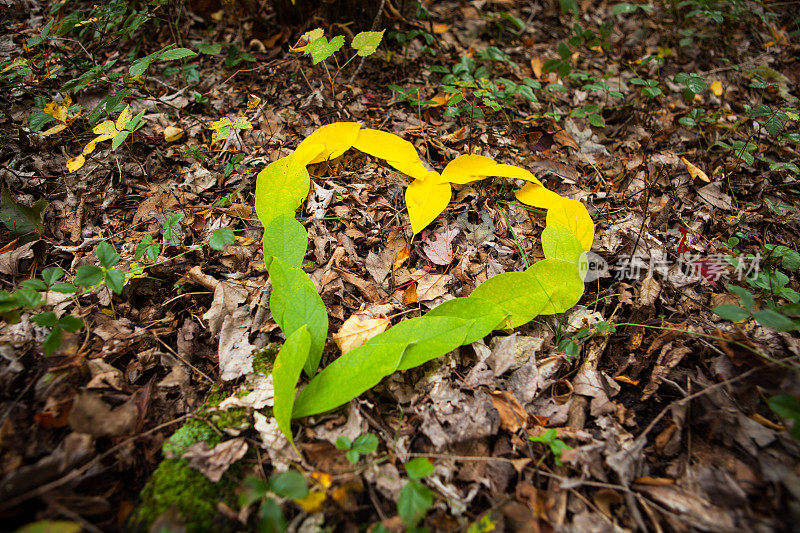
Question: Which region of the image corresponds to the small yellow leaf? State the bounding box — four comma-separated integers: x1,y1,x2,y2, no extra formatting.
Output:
295,490,326,513
515,182,564,209
115,106,132,131
41,123,67,136
710,80,723,96
332,314,391,354
681,156,710,183
352,128,429,180
294,122,362,165
247,94,261,110
164,125,184,142
93,120,117,136
66,154,85,172
44,100,67,123
546,198,594,251
82,134,113,155
405,173,451,234
311,471,333,489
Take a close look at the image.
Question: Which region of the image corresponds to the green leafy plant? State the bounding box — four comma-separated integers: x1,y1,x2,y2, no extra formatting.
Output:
335,433,379,464
557,320,617,358
398,458,435,528
673,72,707,103
529,428,571,465
292,28,384,97
240,471,309,532
630,77,663,98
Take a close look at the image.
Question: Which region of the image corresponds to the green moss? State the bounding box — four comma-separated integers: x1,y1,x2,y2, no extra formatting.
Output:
162,419,221,458
252,344,279,376
209,407,250,433
130,459,239,532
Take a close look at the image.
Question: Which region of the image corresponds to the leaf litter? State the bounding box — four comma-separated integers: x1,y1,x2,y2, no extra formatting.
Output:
1,0,799,531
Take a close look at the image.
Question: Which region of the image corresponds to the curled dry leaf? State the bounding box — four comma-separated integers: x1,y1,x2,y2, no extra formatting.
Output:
164,125,184,142
332,314,390,354
681,156,710,183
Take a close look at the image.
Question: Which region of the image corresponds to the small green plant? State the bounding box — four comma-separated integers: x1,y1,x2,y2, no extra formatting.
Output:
768,395,800,439
292,28,384,97
240,470,309,532
335,433,379,464
673,72,707,102
398,458,435,528
557,320,617,358
630,77,663,98
529,428,571,466
224,153,249,178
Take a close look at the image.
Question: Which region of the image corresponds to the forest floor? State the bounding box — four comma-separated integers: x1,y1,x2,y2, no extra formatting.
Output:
1,0,800,531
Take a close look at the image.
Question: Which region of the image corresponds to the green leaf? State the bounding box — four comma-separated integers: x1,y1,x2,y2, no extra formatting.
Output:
335,436,351,450
209,228,236,251
262,215,307,268
135,234,159,261
588,113,605,127
95,241,120,268
21,279,47,291
111,130,130,150
41,266,65,285
129,57,154,76
768,395,800,439
268,470,309,500
306,35,345,64
351,30,385,57
727,285,754,311
50,283,78,293
404,458,434,480
159,48,197,61
162,212,185,242
0,189,47,241
15,520,82,533
713,304,749,322
255,156,311,229
268,257,328,376
32,311,58,328
273,325,311,447
13,288,41,309
28,111,55,132
258,497,286,533
104,269,126,295
393,315,487,371
351,433,379,455
345,449,360,463
240,476,269,507
293,336,409,418
425,297,506,345
43,326,63,356
197,42,222,55
752,309,797,331
57,314,84,332
397,480,433,527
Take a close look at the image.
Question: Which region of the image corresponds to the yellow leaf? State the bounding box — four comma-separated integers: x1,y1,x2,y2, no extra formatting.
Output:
546,198,594,251
294,122,362,165
115,105,132,131
41,123,67,136
295,490,326,513
332,314,391,354
82,134,113,155
405,172,451,234
164,126,184,142
352,128,429,180
311,471,333,489
515,182,564,209
44,100,67,123
66,154,85,172
247,94,261,110
710,80,723,96
681,156,709,183
440,154,544,186
93,120,117,136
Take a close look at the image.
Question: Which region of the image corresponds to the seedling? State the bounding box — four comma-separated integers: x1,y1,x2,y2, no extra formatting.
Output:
335,433,379,464
529,428,571,465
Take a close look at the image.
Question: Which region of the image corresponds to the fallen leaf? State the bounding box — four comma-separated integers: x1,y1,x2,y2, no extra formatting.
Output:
68,392,138,438
164,125,184,142
332,314,390,354
419,223,460,265
489,390,529,432
710,80,723,96
183,438,248,482
681,156,710,182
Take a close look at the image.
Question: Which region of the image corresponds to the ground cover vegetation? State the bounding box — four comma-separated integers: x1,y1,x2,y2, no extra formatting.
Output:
0,0,799,530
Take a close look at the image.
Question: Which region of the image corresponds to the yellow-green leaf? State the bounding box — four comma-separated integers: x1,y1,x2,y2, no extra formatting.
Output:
405,173,451,234
41,123,67,136
115,105,132,130
92,120,117,136
66,154,85,172
546,198,594,251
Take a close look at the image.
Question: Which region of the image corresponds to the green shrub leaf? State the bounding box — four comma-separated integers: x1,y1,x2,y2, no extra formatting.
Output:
273,325,311,447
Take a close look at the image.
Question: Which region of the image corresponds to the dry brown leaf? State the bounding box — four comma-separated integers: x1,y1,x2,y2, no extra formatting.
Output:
489,390,529,432
332,314,390,354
